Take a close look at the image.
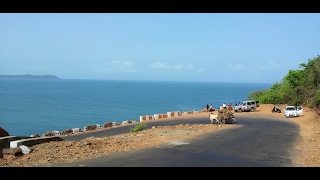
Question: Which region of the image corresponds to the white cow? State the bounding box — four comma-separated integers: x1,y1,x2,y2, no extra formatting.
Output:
208,113,220,124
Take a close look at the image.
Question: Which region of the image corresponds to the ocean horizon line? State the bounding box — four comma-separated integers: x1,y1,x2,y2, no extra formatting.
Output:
0,75,274,85
44,78,275,85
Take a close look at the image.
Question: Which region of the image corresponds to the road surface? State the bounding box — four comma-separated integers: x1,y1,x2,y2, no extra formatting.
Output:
59,115,303,167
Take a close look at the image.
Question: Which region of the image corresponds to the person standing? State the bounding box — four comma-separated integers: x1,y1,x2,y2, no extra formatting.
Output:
222,102,226,109
206,104,209,112
210,103,212,110
228,102,232,110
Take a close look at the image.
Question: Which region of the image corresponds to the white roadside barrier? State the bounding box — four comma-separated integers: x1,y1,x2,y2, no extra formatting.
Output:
167,111,181,117
153,114,168,120
139,115,154,122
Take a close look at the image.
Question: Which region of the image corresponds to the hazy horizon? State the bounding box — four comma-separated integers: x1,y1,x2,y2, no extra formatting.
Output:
0,74,274,85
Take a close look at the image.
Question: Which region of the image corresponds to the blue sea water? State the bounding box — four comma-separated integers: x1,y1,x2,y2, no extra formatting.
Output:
0,79,272,136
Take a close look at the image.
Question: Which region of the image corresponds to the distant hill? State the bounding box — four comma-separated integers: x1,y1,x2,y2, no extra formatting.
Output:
0,74,60,80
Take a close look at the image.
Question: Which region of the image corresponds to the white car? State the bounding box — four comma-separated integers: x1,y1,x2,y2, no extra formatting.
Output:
284,106,303,118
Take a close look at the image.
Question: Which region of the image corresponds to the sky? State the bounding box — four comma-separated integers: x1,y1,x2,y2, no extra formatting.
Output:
0,13,319,84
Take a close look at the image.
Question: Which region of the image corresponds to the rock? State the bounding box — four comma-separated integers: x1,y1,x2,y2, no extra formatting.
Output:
112,122,120,126
103,122,113,128
121,120,134,125
60,128,81,135
208,108,216,112
42,130,60,137
30,134,40,138
60,129,73,135
19,145,32,154
84,124,101,131
12,147,23,156
200,108,207,112
0,127,9,137
2,153,11,160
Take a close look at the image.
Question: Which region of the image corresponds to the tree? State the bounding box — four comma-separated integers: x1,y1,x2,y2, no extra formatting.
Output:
299,55,320,90
247,55,320,108
283,69,304,89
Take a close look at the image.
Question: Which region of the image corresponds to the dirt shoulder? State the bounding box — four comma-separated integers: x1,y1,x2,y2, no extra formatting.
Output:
0,104,319,167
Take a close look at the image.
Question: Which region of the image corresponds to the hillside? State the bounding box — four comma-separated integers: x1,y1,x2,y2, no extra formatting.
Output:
0,74,60,80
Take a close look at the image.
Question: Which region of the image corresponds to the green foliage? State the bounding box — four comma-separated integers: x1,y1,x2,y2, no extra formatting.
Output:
247,90,267,100
299,55,320,90
287,95,303,106
270,82,282,91
314,91,320,107
130,123,147,132
284,69,304,89
259,93,272,104
247,54,320,108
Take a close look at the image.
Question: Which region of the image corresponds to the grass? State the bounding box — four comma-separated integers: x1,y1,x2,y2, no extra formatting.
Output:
130,123,147,133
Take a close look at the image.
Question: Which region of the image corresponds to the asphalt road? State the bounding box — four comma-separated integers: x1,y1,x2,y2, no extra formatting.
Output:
59,115,303,167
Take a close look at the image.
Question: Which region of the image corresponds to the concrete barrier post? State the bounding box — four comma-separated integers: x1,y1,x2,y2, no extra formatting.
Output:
140,115,154,122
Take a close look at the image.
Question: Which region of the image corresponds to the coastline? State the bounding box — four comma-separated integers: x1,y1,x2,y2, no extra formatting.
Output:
1,104,319,167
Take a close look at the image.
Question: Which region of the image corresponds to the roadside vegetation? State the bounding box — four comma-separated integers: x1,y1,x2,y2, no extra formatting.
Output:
130,123,147,132
247,55,320,109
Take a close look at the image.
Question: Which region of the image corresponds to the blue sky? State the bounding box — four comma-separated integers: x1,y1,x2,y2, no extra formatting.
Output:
0,13,319,83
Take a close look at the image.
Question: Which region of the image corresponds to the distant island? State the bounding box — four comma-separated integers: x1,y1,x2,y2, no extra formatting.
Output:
0,74,60,80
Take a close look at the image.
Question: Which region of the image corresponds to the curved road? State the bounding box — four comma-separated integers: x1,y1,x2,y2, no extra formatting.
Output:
59,114,303,167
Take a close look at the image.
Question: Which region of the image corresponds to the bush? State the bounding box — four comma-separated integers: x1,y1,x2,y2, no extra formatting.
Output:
314,91,320,107
130,123,147,132
247,90,268,101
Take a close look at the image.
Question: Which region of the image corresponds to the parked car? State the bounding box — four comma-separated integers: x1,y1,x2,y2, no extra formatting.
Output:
233,100,257,112
255,100,260,107
284,106,303,118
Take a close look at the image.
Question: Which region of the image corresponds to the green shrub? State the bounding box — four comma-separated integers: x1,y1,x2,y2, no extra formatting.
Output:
130,123,147,132
247,90,265,100
314,91,320,107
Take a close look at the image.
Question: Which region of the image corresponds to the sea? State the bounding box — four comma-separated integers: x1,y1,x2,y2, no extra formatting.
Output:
0,79,272,136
